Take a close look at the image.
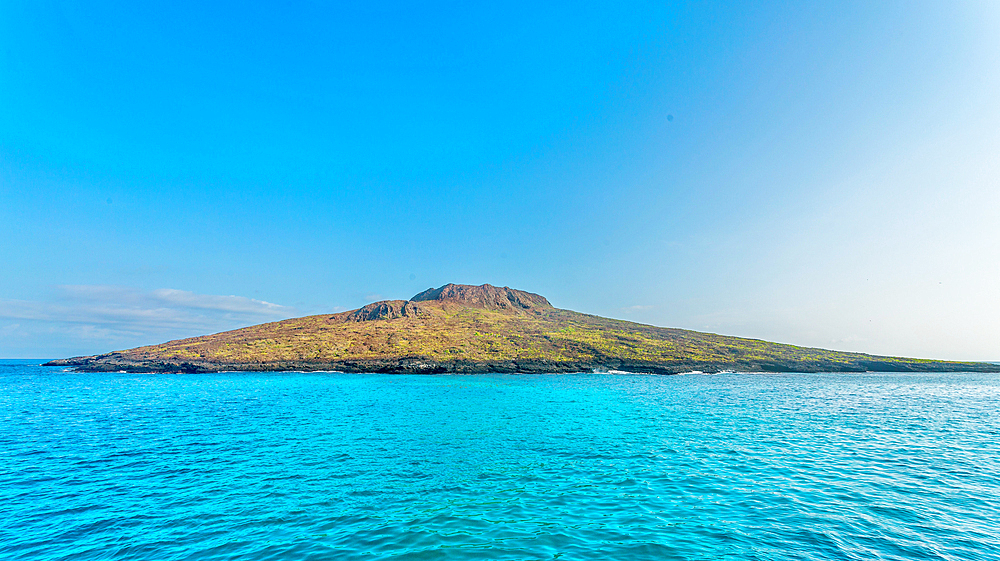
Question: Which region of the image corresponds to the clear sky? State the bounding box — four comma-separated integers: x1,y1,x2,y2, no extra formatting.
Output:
2,1,999,360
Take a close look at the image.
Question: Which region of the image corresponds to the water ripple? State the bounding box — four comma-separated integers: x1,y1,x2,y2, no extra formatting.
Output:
2,362,999,560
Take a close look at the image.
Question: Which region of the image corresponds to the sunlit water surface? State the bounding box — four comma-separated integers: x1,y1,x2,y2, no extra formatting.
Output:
2,360,999,560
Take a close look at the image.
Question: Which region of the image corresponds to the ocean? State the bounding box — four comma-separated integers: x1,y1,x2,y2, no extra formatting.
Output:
2,360,998,560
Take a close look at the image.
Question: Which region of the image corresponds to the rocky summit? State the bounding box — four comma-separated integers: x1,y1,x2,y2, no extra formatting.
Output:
46,283,1000,374
410,283,552,310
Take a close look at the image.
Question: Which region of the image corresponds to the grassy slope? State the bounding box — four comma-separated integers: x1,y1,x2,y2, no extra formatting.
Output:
101,300,979,372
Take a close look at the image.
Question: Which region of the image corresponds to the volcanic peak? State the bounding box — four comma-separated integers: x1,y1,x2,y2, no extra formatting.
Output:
409,283,551,311
44,281,1000,374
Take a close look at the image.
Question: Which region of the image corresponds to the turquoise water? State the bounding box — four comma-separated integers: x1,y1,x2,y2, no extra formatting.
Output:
2,360,999,560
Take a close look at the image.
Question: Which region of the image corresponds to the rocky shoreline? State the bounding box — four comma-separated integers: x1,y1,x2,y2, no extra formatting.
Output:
44,355,1000,375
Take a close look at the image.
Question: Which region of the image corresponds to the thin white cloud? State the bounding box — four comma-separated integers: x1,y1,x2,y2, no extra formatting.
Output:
150,288,292,316
54,285,290,316
0,286,299,354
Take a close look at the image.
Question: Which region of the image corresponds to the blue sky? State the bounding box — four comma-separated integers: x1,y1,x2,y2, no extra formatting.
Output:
2,1,999,360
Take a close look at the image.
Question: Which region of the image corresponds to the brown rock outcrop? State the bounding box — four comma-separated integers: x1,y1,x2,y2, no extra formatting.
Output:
346,300,423,321
410,283,551,310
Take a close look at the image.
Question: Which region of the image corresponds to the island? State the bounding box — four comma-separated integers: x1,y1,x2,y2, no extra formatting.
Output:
46,283,1000,374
